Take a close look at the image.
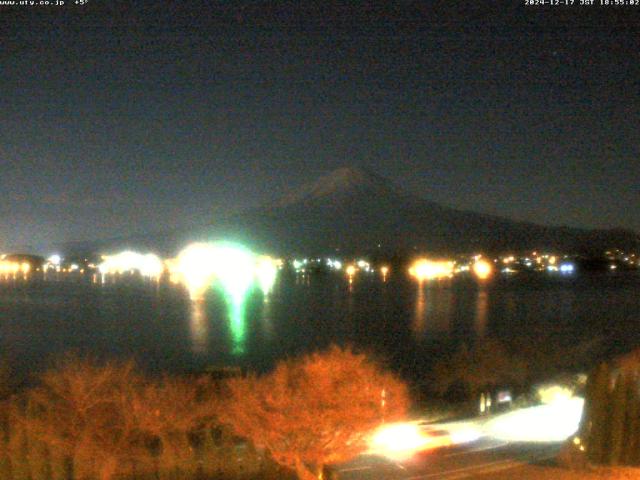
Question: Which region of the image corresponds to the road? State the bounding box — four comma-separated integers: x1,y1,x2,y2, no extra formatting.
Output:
334,437,562,479
333,397,583,479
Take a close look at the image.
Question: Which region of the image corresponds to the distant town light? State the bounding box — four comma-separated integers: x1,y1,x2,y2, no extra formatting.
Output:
409,259,454,282
99,251,164,279
472,259,493,280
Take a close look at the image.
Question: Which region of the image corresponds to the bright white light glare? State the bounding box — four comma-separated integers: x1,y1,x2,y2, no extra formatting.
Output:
368,423,433,460
98,251,164,278
47,255,61,266
212,245,256,303
256,256,278,295
485,397,584,442
170,242,276,302
367,421,481,461
448,424,482,445
171,243,220,300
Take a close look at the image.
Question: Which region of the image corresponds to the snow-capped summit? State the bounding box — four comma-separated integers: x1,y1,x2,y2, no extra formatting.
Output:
275,166,399,207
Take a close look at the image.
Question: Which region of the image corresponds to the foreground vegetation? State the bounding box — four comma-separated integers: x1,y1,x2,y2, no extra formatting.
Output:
0,347,408,480
0,356,266,480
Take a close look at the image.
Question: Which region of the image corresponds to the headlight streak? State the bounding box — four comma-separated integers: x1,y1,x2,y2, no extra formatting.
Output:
367,396,583,461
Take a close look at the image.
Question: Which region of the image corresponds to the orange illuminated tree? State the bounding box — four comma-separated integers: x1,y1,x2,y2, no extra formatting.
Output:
218,345,409,480
20,355,147,480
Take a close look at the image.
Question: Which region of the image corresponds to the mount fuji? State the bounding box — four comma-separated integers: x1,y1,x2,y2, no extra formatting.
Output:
192,166,638,256
61,167,638,257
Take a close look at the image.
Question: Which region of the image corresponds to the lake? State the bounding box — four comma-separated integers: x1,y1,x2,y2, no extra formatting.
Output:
0,270,638,383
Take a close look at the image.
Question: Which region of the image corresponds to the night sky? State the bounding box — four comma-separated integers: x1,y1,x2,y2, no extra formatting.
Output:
1,1,638,252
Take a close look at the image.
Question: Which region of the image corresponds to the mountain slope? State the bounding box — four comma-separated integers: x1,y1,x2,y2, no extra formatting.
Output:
195,167,639,256
61,167,639,256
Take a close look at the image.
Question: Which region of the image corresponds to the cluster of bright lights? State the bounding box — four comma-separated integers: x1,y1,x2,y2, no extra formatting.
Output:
409,259,454,282
292,258,307,272
559,263,575,274
293,257,381,276
168,242,281,300
326,259,343,270
44,254,63,272
98,251,164,279
0,260,30,275
356,259,373,273
44,254,93,274
545,262,575,275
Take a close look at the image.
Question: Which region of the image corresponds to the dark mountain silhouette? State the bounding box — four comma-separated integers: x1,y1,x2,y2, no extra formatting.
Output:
61,167,639,257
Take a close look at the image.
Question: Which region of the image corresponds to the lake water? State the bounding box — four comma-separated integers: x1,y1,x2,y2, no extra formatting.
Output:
0,271,638,383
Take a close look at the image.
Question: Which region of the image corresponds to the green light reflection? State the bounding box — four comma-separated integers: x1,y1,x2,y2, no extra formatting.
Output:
226,293,248,355
209,244,253,355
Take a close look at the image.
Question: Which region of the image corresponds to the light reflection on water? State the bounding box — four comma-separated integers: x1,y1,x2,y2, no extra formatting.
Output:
227,297,247,355
475,287,489,337
260,294,274,341
412,282,454,339
187,289,252,356
413,284,426,337
189,300,208,355
1,272,639,380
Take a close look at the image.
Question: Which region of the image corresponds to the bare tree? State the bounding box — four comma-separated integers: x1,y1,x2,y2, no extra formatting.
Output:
19,355,148,480
218,345,409,480
129,375,217,476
